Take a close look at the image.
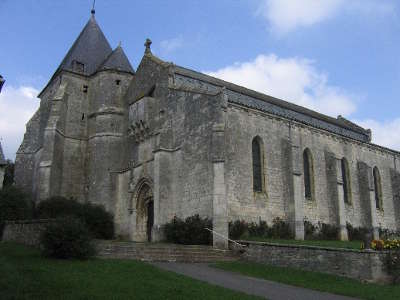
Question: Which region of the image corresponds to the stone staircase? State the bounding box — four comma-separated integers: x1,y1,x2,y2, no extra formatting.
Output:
96,240,239,262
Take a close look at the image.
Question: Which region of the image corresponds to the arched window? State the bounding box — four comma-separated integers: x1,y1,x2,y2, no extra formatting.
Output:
252,137,264,192
303,148,315,200
341,158,352,204
373,167,383,210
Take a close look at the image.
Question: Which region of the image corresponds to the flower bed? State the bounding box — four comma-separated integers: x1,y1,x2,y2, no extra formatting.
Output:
371,239,400,251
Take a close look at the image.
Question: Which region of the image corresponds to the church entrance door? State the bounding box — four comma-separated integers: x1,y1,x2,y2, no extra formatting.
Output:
134,183,154,242
146,200,154,242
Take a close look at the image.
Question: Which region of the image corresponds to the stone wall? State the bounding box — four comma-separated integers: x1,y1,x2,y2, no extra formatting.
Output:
2,219,53,247
240,240,391,284
226,103,400,237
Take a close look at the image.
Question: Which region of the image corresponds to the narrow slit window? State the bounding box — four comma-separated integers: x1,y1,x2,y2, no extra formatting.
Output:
252,137,264,192
341,158,352,204
373,167,383,210
303,148,315,200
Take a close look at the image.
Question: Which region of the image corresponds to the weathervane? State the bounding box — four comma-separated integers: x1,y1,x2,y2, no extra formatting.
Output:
91,0,96,15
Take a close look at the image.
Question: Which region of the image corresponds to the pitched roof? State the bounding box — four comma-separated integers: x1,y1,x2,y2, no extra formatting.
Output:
98,45,134,74
0,142,6,165
143,52,371,143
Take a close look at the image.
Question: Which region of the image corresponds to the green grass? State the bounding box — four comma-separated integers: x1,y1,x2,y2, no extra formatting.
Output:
213,261,400,300
0,243,261,300
242,237,363,250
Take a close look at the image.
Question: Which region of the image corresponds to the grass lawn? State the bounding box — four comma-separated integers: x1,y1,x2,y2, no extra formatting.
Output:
0,243,262,300
241,237,363,250
213,261,400,300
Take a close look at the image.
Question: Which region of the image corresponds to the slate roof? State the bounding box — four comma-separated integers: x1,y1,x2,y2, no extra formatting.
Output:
39,14,113,96
144,52,371,143
57,14,112,76
0,142,6,165
99,45,135,74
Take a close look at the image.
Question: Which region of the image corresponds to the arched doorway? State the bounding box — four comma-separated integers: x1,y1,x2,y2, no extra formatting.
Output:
135,182,154,242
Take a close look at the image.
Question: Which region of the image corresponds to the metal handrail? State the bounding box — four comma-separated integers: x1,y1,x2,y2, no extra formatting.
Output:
204,228,246,248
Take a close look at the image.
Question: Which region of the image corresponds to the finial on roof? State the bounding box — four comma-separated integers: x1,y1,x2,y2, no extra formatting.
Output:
0,75,5,94
144,38,152,54
91,0,96,15
118,41,122,47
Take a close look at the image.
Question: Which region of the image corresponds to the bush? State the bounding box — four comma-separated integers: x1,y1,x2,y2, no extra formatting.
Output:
0,186,33,238
36,197,114,239
80,202,114,239
270,217,292,239
40,216,95,259
36,196,82,218
229,220,248,240
304,218,317,240
164,214,212,245
248,221,269,237
346,223,369,241
319,223,339,240
229,218,292,240
380,228,400,240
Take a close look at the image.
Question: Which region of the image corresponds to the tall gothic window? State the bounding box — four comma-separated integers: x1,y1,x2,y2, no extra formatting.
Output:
373,167,383,210
341,158,352,204
303,148,315,200
252,137,264,192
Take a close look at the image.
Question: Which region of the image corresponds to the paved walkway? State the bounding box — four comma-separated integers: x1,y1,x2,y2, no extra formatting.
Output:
153,262,360,300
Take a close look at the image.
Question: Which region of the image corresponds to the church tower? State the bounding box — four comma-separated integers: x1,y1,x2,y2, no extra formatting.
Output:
15,10,134,209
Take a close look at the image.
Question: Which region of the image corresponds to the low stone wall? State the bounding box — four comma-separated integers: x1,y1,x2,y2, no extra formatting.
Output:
2,219,54,247
239,240,391,284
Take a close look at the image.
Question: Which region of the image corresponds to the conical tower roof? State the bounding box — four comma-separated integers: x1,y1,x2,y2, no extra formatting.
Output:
56,13,112,76
99,45,134,73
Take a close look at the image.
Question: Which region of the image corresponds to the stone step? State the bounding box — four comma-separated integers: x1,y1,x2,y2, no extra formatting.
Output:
95,241,239,262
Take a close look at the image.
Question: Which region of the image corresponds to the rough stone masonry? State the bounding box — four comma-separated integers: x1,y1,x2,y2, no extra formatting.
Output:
15,11,400,248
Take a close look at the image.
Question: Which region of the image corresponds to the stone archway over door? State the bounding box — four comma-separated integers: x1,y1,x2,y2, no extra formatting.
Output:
135,183,154,242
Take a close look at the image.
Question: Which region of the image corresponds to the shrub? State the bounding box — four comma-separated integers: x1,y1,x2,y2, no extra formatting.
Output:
36,196,82,218
304,218,317,240
229,220,248,240
380,228,400,240
346,223,369,241
0,186,32,239
80,202,114,239
270,217,292,239
40,216,95,259
248,221,269,237
318,223,339,240
164,214,212,245
36,197,114,240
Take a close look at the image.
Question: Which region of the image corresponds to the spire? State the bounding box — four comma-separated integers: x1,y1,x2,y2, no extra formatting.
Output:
53,14,112,76
98,45,134,74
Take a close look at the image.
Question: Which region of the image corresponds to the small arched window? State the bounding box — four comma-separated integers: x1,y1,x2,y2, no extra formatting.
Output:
252,137,264,192
373,167,383,210
341,158,352,204
303,148,315,200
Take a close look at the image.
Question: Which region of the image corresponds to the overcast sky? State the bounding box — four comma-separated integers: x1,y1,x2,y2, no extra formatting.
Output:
1,0,400,159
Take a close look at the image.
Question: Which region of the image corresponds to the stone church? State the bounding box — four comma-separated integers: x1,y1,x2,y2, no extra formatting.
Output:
15,11,400,248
